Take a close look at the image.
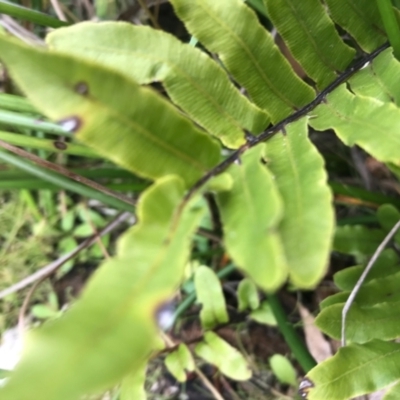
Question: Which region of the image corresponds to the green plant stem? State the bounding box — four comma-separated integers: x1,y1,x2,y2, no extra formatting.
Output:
376,0,400,60
0,130,98,158
0,167,149,191
0,179,147,192
0,110,70,136
0,167,141,180
0,139,135,207
0,93,37,113
0,0,69,27
0,149,134,212
267,294,316,373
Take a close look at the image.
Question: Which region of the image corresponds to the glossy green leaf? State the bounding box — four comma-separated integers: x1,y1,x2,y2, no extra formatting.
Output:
333,225,386,262
310,85,400,167
217,145,288,291
316,299,400,343
194,331,251,381
349,49,400,106
170,0,314,121
47,22,269,148
269,354,297,386
333,249,399,291
0,176,206,400
0,35,220,187
120,363,146,400
264,0,355,88
324,0,387,52
237,278,260,312
195,265,229,329
264,118,334,288
250,300,277,326
165,344,194,382
306,340,400,400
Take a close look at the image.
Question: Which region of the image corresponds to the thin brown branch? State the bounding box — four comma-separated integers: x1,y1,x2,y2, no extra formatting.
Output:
341,218,400,346
137,0,161,29
0,140,135,207
18,277,43,336
196,227,221,243
194,366,225,400
49,0,67,21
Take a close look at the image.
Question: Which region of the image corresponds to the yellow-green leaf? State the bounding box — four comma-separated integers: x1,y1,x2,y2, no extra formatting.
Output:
264,0,355,88
349,49,400,106
195,265,229,330
0,35,220,186
264,118,334,288
194,332,251,381
47,22,269,148
170,0,314,121
217,145,288,291
120,363,147,400
165,344,195,382
306,340,400,400
0,176,205,400
325,0,387,52
269,354,297,386
237,278,260,312
250,301,277,326
310,85,400,167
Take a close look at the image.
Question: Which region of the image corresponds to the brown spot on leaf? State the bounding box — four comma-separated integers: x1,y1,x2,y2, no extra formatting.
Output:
299,377,314,399
53,141,67,150
74,81,89,95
